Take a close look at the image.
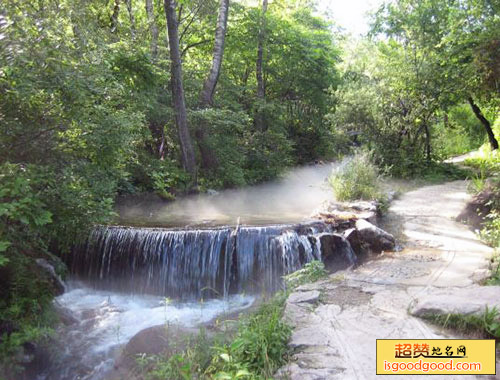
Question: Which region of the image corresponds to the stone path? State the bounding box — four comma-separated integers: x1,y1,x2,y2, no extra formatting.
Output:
278,181,497,379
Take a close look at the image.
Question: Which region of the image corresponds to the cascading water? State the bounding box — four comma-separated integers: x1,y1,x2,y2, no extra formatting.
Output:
68,221,352,299
47,163,359,380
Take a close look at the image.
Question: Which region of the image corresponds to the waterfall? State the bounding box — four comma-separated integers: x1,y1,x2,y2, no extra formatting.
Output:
69,222,355,299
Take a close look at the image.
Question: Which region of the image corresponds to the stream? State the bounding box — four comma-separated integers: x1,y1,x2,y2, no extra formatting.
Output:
45,163,346,380
41,283,253,380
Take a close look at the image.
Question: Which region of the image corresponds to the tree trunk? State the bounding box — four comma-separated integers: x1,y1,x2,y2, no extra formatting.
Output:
148,121,166,160
111,0,120,33
199,0,229,107
164,0,197,178
125,0,136,39
145,0,158,59
424,123,431,162
468,97,498,150
255,0,268,131
196,0,230,170
256,0,267,101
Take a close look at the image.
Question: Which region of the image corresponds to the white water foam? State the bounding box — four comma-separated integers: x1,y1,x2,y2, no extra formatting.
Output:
45,282,254,380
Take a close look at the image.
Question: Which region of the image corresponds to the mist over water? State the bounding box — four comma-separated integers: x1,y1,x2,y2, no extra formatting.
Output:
51,163,340,379
116,163,337,227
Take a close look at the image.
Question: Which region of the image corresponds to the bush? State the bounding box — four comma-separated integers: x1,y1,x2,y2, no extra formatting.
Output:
329,151,382,201
464,148,500,177
207,294,291,379
140,293,291,380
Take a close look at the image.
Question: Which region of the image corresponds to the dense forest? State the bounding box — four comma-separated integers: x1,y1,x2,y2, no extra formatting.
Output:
0,0,499,377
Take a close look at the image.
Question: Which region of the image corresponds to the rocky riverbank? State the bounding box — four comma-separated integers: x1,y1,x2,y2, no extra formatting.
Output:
278,180,497,379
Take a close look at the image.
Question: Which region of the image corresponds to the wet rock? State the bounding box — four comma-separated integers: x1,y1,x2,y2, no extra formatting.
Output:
410,286,500,318
36,258,65,296
53,303,78,326
109,324,201,379
355,219,395,253
317,233,356,271
343,228,366,257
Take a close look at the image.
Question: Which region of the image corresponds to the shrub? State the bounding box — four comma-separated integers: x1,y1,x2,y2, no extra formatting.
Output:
463,148,500,177
329,150,382,201
140,293,291,380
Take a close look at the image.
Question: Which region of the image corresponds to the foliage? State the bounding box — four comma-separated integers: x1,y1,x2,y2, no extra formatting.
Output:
140,292,291,380
284,260,327,289
425,307,500,340
432,105,485,159
0,0,342,372
464,149,500,177
481,212,500,249
463,148,500,251
329,0,499,175
329,151,382,201
485,250,500,286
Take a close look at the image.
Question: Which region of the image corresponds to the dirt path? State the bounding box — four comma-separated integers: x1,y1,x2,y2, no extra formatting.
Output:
278,180,495,379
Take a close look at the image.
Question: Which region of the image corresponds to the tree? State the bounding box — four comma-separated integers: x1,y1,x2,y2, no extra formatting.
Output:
164,0,197,178
196,0,230,169
254,0,268,131
200,0,230,107
145,0,159,59
373,0,499,150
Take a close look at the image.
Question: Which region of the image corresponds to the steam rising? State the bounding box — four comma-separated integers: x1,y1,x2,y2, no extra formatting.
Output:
117,163,337,227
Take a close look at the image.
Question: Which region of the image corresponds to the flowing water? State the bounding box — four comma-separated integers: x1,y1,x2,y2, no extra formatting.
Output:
43,283,254,380
49,163,358,380
69,222,334,299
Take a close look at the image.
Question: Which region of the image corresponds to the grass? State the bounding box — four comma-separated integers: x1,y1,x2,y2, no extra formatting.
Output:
283,260,327,289
464,148,500,177
138,293,291,380
138,261,329,379
423,307,500,340
329,150,383,201
485,250,500,286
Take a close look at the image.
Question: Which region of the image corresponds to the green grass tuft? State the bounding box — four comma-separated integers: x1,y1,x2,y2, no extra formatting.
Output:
329,151,382,201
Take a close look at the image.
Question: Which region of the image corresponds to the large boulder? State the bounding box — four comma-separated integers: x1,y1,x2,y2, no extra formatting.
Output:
108,324,201,380
317,233,357,270
355,219,395,253
410,286,500,318
343,228,367,257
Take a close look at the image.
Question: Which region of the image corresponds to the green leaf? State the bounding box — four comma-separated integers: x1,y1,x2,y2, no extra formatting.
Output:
0,240,11,252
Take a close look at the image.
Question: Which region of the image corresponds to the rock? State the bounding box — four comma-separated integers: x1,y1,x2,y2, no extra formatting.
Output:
344,201,377,213
206,189,219,196
343,228,366,257
35,258,65,296
355,219,395,252
317,233,356,271
313,200,378,227
410,286,500,318
53,303,78,326
288,290,320,305
109,324,201,380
